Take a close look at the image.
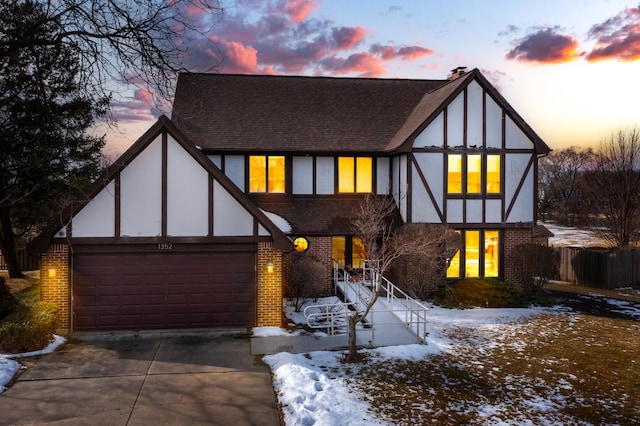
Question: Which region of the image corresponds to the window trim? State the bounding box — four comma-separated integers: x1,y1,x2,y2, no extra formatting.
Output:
446,229,501,279
248,155,286,193
337,156,374,193
446,153,501,196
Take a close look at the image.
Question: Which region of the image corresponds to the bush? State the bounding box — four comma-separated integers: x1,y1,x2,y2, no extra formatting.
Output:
510,244,560,294
433,278,552,309
0,301,59,353
284,252,326,312
0,277,17,319
390,254,444,300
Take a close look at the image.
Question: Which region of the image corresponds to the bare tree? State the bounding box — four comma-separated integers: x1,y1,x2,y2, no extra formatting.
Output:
538,147,594,225
1,0,223,105
587,129,640,248
345,194,460,361
0,0,223,278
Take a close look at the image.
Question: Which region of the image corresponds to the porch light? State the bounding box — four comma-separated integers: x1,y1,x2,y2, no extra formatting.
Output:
48,268,57,277
293,237,309,252
267,261,274,273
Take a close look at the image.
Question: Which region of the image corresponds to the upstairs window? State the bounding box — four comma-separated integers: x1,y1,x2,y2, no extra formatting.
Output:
249,155,285,193
447,155,462,193
447,154,501,195
338,157,372,193
486,155,501,194
467,154,482,193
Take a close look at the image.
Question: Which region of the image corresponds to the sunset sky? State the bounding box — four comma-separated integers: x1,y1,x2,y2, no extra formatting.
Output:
101,0,640,157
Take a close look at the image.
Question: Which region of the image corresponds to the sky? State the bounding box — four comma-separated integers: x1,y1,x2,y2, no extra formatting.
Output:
101,0,640,157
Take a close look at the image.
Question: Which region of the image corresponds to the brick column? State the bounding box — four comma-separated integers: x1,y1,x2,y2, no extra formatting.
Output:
306,236,333,294
256,242,283,327
503,228,534,287
40,244,70,333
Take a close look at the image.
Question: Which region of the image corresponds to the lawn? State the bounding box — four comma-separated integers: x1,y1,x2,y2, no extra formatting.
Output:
266,305,640,425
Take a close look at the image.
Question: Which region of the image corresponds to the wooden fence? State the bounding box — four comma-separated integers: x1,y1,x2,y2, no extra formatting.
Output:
0,248,40,271
556,247,640,289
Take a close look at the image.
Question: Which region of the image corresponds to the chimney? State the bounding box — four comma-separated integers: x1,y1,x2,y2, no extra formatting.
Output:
448,66,467,80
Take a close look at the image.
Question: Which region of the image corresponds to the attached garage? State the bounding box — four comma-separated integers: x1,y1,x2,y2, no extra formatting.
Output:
31,118,292,333
73,250,256,331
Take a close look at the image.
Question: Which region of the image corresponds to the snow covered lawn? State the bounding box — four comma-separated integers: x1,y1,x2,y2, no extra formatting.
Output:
265,301,640,425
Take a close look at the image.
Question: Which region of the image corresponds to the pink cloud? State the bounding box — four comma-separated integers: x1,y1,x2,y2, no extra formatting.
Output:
102,87,163,124
321,52,387,77
586,4,640,61
215,38,259,74
371,44,434,61
506,28,579,64
134,88,154,104
331,26,367,49
189,0,435,77
284,0,317,23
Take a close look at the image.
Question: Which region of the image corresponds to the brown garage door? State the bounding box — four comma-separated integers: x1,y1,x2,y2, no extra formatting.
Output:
73,251,255,331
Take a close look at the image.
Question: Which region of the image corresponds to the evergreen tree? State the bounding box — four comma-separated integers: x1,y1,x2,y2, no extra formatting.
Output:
0,0,107,280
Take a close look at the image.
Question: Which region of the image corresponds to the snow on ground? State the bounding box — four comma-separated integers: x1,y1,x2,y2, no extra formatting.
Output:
263,301,581,426
0,335,65,393
542,221,608,248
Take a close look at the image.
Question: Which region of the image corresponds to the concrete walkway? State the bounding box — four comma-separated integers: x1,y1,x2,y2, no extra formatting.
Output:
0,333,280,425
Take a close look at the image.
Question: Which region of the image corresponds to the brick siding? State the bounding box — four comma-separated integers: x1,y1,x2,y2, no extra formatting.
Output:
257,242,283,326
40,244,70,333
503,228,534,287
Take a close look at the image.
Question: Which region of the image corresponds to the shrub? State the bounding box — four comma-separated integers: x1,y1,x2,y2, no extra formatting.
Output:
433,278,552,309
390,254,444,300
284,252,326,312
0,301,59,353
0,277,17,319
510,243,560,294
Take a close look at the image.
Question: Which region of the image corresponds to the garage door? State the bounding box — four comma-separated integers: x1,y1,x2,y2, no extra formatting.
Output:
73,251,255,331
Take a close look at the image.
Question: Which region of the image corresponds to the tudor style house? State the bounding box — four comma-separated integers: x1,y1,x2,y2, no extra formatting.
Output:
32,68,550,333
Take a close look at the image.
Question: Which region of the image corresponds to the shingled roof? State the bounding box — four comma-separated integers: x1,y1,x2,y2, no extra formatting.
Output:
171,70,550,156
171,73,448,153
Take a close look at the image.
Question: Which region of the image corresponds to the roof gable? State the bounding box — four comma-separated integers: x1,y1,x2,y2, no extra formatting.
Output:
30,116,292,253
389,69,551,154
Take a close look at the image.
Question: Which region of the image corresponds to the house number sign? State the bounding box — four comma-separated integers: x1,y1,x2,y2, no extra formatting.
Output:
158,243,173,250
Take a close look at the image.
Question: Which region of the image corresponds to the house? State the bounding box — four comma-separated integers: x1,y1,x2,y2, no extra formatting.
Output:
31,68,550,333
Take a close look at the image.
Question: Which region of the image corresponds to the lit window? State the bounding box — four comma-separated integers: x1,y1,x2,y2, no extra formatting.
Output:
467,154,482,193
249,155,285,193
447,154,462,193
338,157,372,193
448,154,501,195
465,230,480,277
332,236,346,268
486,155,500,194
268,156,285,192
351,237,366,269
293,237,309,252
446,231,462,278
484,230,499,277
447,230,500,279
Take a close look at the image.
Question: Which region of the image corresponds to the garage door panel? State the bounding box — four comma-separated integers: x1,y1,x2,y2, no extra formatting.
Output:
73,251,256,331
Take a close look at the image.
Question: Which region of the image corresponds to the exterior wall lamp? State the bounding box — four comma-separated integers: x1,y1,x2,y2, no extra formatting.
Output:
48,268,57,278
267,261,274,274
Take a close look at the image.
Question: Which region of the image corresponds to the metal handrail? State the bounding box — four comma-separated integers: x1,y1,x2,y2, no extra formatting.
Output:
332,259,428,343
378,275,429,342
304,302,354,335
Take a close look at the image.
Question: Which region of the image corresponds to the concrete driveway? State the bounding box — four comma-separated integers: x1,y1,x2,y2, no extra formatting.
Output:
0,333,281,425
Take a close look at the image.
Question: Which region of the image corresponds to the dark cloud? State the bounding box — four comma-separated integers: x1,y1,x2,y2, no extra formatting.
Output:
108,88,161,123
506,28,579,64
586,4,640,61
